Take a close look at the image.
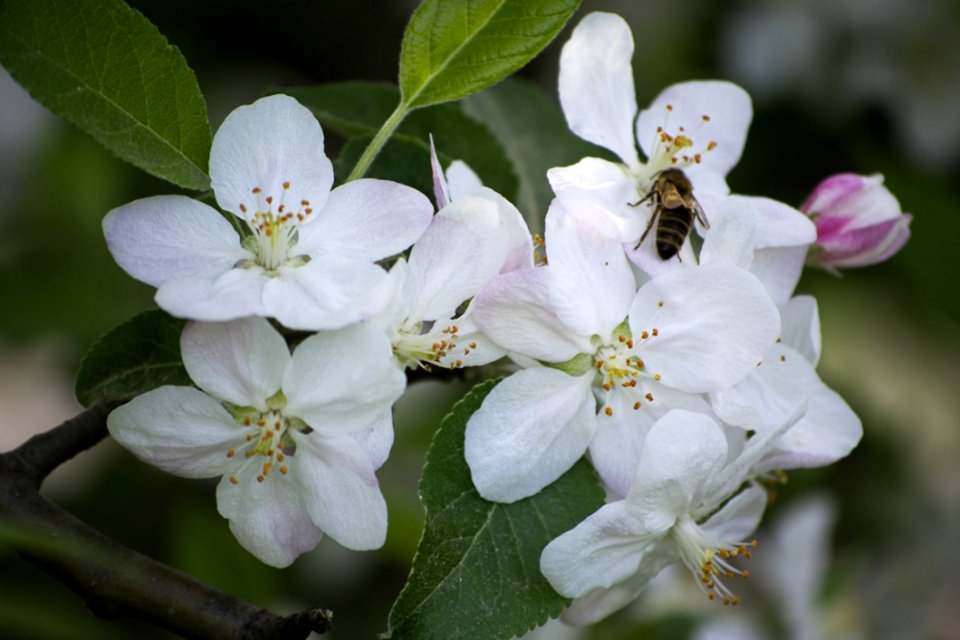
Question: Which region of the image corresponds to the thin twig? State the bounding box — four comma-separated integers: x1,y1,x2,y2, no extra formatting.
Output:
0,403,331,639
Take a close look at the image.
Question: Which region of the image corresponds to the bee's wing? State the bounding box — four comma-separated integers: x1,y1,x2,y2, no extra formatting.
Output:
691,197,709,229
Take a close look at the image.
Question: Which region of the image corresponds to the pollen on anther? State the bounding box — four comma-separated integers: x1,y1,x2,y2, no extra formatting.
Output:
780,355,786,362
239,203,247,213
256,475,265,483
633,401,641,410
641,330,650,339
658,301,664,308
279,465,288,475
283,181,290,189
626,339,634,348
654,373,662,381
604,406,613,416
257,418,266,427
602,383,611,391
666,104,674,111
230,475,239,485
702,114,711,122
652,328,659,337
226,449,236,458
470,342,478,349
277,452,285,462
645,392,654,402
252,187,262,194
243,417,252,426
707,141,718,151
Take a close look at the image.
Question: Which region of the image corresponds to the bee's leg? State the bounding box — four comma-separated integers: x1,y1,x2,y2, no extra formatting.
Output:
629,191,654,208
634,211,658,250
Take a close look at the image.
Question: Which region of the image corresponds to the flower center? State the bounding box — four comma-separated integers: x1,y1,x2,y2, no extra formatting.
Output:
593,326,664,416
634,105,719,191
237,181,315,272
224,403,301,486
671,514,757,606
393,321,475,371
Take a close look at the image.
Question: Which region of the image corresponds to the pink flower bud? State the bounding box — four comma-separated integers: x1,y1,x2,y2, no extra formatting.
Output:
801,173,912,268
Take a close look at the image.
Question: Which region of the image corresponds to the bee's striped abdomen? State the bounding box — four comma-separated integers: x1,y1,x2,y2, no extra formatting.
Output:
655,208,695,259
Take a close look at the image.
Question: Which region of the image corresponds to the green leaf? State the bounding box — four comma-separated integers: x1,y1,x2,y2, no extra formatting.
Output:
0,0,211,190
386,378,605,640
462,78,604,234
284,81,517,200
398,0,581,109
75,310,189,406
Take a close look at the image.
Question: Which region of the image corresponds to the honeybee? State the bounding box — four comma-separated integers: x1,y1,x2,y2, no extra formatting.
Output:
631,168,709,260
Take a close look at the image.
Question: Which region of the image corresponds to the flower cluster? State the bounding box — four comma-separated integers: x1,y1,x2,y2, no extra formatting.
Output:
103,95,531,567
101,11,909,623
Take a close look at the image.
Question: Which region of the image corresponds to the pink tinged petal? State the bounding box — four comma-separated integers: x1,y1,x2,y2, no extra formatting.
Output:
445,160,484,201
283,323,405,436
547,158,645,241
701,486,767,543
291,431,388,551
210,94,333,219
295,179,433,261
560,543,676,626
107,386,245,478
711,344,821,433
263,256,393,331
180,318,290,408
748,245,808,308
753,385,862,474
636,80,752,177
472,267,592,362
558,12,640,166
540,501,656,598
429,135,450,208
464,368,598,503
627,410,729,521
800,172,868,216
154,267,269,322
781,295,821,366
215,461,324,568
817,214,912,267
629,266,780,393
103,195,249,287
590,386,712,498
407,189,523,321
545,200,637,339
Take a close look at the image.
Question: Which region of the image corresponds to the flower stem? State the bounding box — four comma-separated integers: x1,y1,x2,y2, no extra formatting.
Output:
346,102,410,182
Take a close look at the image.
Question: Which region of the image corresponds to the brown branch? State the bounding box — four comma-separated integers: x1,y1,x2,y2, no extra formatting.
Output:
0,403,332,639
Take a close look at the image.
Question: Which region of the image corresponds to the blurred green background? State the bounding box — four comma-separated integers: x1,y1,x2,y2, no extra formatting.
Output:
1,0,958,638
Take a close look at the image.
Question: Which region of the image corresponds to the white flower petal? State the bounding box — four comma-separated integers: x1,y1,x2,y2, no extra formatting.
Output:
472,267,592,362
155,268,269,322
216,462,324,568
781,295,821,366
558,12,639,166
296,179,433,261
445,160,484,200
636,81,752,177
210,94,333,219
351,410,395,470
753,384,862,473
429,136,450,208
560,542,676,626
630,266,780,393
628,410,728,519
180,318,289,408
291,431,388,551
263,256,393,331
464,368,597,503
745,196,817,249
540,501,654,598
407,189,521,321
711,344,820,433
699,196,757,268
700,485,766,542
749,245,808,308
108,386,244,478
591,386,712,498
284,323,405,435
103,195,249,287
547,158,645,242
545,200,636,339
